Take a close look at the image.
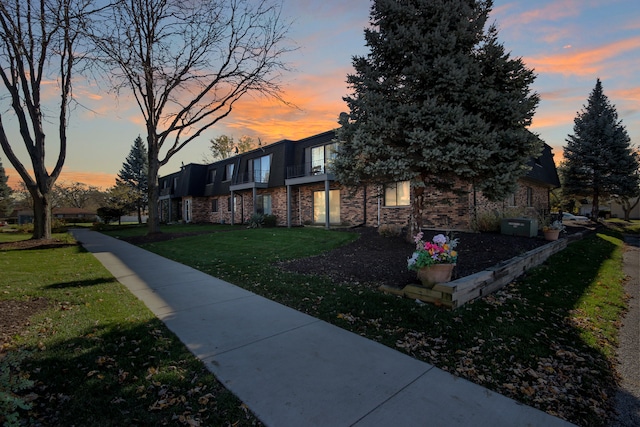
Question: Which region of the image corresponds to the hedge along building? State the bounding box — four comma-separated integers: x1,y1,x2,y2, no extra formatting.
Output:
158,130,560,230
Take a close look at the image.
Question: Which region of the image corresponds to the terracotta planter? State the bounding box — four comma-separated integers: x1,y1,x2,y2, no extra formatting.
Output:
543,229,561,241
416,264,455,288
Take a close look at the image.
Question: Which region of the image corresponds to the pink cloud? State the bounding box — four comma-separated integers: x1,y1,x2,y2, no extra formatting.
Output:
525,36,640,76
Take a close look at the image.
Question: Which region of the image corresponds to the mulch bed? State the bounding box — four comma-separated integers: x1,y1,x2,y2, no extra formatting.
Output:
278,225,591,288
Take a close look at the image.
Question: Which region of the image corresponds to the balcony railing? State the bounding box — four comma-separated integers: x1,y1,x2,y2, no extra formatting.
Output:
234,169,270,185
287,162,333,179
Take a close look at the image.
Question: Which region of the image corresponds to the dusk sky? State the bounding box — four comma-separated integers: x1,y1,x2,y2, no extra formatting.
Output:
3,0,639,190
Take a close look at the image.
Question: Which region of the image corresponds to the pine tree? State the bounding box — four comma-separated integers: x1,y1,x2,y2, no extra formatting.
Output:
334,0,541,236
0,157,12,217
563,79,639,219
117,136,149,223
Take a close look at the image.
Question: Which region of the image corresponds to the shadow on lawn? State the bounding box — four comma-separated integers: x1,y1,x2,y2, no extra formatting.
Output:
18,319,256,427
45,277,116,289
360,230,627,426
500,231,622,424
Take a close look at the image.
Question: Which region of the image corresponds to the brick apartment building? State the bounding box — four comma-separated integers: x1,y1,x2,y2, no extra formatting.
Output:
158,129,560,231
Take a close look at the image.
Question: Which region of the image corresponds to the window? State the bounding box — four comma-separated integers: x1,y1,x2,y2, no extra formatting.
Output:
256,194,272,215
253,155,271,183
313,190,340,224
311,146,325,174
212,199,218,213
526,187,533,207
506,193,516,207
173,177,178,190
310,143,338,174
384,181,410,206
224,163,234,181
208,169,217,184
227,196,232,211
184,199,191,222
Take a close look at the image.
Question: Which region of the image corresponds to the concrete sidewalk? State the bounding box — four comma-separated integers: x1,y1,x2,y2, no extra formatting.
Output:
71,228,575,427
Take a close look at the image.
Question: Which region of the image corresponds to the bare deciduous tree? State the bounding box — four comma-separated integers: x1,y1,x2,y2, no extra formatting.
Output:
89,0,293,234
203,134,255,163
52,181,104,210
0,0,92,239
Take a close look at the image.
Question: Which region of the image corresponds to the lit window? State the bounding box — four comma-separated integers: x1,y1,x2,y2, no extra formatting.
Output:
384,181,410,206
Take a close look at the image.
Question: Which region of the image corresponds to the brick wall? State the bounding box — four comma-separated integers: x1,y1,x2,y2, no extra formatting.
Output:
181,177,551,230
472,180,550,221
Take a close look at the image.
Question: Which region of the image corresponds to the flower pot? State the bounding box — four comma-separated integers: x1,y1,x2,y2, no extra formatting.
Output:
543,229,561,241
416,264,455,288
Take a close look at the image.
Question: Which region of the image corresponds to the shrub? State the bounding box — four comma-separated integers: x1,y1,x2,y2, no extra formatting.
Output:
472,211,501,232
51,218,67,233
0,351,34,427
378,224,403,237
263,214,277,228
15,223,33,233
247,213,264,228
96,207,124,224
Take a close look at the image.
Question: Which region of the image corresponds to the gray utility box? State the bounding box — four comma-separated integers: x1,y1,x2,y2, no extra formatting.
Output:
500,218,538,237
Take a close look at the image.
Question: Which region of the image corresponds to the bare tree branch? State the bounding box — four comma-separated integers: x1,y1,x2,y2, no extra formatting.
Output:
87,0,294,233
0,0,101,238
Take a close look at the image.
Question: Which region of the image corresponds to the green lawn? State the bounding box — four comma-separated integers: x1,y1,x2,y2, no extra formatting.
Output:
0,233,261,426
2,225,628,426
605,218,640,234
96,222,233,238
132,225,627,427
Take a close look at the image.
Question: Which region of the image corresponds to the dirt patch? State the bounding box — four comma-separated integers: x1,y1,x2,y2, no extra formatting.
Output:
0,238,77,251
0,298,50,350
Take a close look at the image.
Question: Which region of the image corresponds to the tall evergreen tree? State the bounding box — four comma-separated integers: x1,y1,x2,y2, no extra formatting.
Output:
563,79,639,219
117,136,149,223
334,0,541,236
0,157,12,217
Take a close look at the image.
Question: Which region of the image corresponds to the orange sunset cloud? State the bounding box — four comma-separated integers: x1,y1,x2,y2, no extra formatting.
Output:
525,36,640,76
5,168,116,191
220,70,351,142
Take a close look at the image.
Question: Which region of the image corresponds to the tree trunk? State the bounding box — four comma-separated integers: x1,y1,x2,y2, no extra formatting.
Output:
31,190,52,240
147,154,161,235
408,182,425,242
591,188,600,220
622,197,640,222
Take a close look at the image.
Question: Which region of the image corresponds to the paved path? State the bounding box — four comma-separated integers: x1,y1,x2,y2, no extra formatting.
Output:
613,235,640,426
71,229,575,427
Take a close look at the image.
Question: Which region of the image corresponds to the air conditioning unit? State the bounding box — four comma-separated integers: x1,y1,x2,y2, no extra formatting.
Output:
500,218,538,238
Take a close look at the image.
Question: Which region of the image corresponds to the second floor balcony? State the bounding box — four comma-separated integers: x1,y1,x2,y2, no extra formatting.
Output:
230,169,270,191
286,161,335,185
